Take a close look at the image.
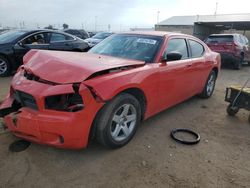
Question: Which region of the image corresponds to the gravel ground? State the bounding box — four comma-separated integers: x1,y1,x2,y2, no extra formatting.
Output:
0,66,250,188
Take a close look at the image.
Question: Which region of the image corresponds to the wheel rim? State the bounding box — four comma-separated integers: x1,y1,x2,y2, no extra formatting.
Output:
0,58,7,75
206,73,215,96
110,104,137,142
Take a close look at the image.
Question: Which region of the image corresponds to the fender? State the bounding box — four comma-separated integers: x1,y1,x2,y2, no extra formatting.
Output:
23,49,40,64
83,64,161,118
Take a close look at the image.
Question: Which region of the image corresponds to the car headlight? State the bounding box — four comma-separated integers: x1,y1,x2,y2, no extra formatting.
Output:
45,93,84,112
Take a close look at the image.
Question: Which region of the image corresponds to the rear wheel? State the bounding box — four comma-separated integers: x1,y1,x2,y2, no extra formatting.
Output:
95,93,141,149
0,56,11,77
199,70,217,98
233,55,243,70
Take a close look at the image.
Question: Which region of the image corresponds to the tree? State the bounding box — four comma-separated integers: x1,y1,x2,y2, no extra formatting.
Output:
44,25,53,29
63,23,69,29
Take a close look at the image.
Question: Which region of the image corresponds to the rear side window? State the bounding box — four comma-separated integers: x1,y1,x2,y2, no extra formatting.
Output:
206,35,233,43
189,40,204,58
50,33,74,42
165,38,188,59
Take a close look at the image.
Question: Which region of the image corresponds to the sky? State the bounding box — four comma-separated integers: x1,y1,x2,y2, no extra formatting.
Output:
0,0,250,31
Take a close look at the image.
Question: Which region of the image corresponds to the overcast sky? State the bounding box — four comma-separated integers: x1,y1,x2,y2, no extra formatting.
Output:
0,0,250,31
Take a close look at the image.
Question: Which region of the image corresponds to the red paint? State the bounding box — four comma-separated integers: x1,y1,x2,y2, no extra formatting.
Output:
0,32,220,149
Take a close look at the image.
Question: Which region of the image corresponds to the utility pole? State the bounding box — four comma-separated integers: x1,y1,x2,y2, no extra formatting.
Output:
157,11,160,24
214,1,218,15
95,16,97,32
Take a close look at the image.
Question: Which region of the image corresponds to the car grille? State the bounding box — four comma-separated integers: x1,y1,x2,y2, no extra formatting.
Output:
13,90,38,110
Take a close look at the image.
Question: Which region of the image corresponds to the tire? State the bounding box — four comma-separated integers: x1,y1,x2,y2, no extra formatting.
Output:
199,70,217,98
0,56,11,77
95,93,141,149
227,105,239,116
233,55,243,70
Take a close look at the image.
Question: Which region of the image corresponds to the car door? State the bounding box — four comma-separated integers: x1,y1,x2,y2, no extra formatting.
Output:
13,32,49,64
48,32,75,51
158,38,194,111
186,39,208,93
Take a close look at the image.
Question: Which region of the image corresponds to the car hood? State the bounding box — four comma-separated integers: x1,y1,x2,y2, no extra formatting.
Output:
84,38,102,43
23,50,145,84
0,43,11,47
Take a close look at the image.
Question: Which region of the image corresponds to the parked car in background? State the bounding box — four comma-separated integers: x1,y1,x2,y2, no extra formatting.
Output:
88,31,97,38
84,31,113,47
0,29,89,76
205,33,250,69
0,29,9,34
64,29,90,39
0,31,220,149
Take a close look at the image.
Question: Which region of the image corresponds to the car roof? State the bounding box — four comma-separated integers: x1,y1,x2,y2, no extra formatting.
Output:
119,31,191,37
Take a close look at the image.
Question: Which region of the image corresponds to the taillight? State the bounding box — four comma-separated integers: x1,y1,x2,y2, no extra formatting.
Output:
232,42,238,51
225,42,237,51
45,93,84,112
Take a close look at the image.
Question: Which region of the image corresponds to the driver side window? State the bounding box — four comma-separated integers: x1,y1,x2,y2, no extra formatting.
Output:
165,38,188,60
23,33,48,45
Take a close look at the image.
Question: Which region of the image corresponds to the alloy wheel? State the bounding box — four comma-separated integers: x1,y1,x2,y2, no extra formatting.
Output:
0,58,7,75
110,104,137,142
206,73,215,96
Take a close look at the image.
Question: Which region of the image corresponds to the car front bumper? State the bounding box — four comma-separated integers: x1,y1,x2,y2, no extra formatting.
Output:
0,71,104,149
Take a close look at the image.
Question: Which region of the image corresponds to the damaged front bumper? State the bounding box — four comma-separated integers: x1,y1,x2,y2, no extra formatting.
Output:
0,71,104,149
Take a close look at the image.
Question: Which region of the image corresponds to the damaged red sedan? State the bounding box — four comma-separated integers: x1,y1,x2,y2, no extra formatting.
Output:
0,32,220,149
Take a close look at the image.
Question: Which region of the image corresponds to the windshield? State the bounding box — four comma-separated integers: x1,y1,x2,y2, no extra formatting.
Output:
0,30,27,44
89,34,162,62
92,32,112,39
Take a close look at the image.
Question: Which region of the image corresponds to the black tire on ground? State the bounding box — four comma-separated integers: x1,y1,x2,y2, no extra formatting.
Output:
199,70,217,98
0,56,11,77
95,93,141,149
227,105,239,116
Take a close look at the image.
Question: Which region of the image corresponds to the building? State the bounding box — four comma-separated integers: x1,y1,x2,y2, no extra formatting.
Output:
155,13,250,40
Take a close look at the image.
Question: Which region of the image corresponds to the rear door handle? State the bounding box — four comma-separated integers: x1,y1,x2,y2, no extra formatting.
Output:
186,63,192,67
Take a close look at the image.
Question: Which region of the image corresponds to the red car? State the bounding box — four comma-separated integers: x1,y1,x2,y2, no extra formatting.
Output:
0,32,221,149
205,34,250,70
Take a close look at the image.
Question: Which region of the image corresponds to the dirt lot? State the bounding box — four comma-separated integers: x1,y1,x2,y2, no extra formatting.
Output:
1,67,250,188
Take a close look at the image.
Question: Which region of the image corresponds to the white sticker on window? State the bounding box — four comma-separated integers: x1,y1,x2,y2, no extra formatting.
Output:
137,38,157,45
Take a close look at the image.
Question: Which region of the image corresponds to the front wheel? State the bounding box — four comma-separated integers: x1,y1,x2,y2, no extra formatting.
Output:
0,56,11,77
95,93,141,149
199,70,217,98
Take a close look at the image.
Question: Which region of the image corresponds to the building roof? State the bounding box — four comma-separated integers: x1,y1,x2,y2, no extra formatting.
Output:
157,13,250,26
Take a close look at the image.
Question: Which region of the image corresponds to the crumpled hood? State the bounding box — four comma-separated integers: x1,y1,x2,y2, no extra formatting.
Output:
23,50,145,84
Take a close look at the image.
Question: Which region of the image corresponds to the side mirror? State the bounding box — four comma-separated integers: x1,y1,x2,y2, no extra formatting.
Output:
162,51,182,62
17,41,25,47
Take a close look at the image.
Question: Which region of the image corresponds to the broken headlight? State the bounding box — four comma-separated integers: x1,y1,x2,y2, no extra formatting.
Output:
45,93,84,112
